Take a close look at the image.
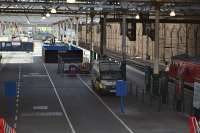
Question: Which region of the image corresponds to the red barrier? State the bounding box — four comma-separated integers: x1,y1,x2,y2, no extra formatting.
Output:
0,118,15,133
0,118,5,133
189,116,200,133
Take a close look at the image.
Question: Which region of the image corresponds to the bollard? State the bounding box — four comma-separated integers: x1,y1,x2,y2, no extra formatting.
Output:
135,85,138,100
116,80,128,113
142,89,145,103
4,81,17,118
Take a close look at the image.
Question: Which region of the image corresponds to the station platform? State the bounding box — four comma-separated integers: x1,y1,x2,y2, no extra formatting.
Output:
0,53,189,133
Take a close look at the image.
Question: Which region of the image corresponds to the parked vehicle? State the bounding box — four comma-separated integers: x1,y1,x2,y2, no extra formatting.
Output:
91,60,122,94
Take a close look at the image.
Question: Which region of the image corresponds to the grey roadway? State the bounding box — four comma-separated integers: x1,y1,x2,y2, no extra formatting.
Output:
0,55,188,133
13,57,132,133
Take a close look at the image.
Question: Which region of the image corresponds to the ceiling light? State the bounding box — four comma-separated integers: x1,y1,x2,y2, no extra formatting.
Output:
170,10,176,17
42,16,46,20
51,8,57,14
67,0,75,3
135,14,140,19
46,13,50,17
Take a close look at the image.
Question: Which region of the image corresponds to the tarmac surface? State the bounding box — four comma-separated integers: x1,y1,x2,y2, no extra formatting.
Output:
0,52,189,133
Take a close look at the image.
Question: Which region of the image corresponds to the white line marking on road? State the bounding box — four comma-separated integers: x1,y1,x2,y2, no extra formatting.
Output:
77,75,135,133
14,66,21,130
23,74,48,78
33,106,48,110
43,63,76,133
16,98,19,103
22,112,63,117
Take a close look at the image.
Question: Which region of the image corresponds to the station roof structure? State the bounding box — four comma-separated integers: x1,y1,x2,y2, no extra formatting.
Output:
0,0,200,25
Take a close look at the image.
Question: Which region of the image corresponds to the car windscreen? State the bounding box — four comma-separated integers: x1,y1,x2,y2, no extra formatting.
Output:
99,63,120,71
100,71,122,80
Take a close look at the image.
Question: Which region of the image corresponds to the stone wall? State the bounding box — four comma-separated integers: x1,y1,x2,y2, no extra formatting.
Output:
79,23,200,62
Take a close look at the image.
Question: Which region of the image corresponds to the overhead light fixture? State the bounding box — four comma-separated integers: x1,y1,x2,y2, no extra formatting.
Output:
170,10,176,17
51,8,57,14
46,12,50,17
67,0,75,3
42,16,46,20
135,14,140,19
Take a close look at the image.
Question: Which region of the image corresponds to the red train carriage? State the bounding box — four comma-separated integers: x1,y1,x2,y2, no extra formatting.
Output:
169,55,200,84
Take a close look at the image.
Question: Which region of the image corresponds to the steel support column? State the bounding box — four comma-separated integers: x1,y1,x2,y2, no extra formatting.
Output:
68,18,73,43
58,23,61,41
121,14,127,80
100,14,107,58
60,22,63,42
90,12,95,62
186,24,189,56
194,28,198,57
86,14,88,46
76,17,79,46
153,4,160,75
0,22,2,36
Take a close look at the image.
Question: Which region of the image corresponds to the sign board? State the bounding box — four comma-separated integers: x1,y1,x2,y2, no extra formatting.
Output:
116,80,128,97
4,81,17,97
193,79,200,109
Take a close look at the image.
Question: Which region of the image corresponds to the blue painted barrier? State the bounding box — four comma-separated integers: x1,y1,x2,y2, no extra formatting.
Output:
4,81,16,97
4,81,16,117
116,80,128,113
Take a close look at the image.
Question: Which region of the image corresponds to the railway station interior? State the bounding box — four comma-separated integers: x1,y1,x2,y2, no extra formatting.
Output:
0,0,200,133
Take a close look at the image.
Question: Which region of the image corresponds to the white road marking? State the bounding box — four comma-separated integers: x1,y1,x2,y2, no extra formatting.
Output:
14,66,21,130
23,74,48,78
16,98,19,103
28,73,42,75
43,63,76,133
77,75,135,133
22,112,63,117
33,106,48,110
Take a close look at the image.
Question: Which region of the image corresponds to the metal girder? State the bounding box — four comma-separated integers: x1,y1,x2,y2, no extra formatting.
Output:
0,1,84,7
0,8,81,14
0,0,200,21
104,17,200,24
78,0,200,3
